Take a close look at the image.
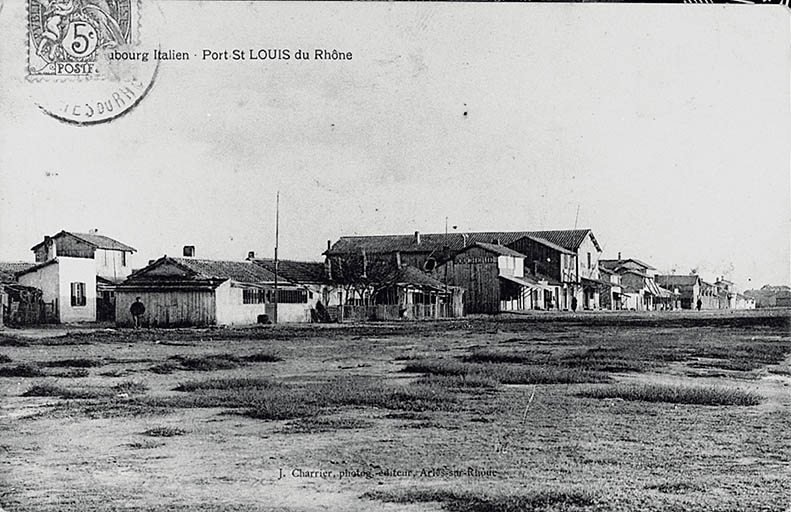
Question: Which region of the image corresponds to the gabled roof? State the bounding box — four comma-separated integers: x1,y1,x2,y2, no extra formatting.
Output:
326,228,599,256
127,256,280,285
31,231,136,252
0,262,36,283
656,275,700,288
14,259,58,277
393,265,446,290
465,242,525,258
252,258,329,284
599,258,656,271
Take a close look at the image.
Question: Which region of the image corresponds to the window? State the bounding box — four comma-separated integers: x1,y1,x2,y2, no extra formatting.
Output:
243,289,267,304
121,252,127,267
70,282,86,307
587,252,591,269
277,289,308,303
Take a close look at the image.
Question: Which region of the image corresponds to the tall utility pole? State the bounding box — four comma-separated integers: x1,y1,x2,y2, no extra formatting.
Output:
444,217,449,295
273,191,280,324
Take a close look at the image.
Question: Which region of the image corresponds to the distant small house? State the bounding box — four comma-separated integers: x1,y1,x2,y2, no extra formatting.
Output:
776,291,791,308
115,256,310,327
597,267,623,310
600,257,660,311
699,281,720,310
17,257,98,322
656,275,700,310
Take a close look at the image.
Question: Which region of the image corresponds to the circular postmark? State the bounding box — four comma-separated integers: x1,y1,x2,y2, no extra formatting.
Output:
26,0,161,125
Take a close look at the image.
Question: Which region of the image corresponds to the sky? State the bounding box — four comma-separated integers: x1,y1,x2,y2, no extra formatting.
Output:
0,2,789,291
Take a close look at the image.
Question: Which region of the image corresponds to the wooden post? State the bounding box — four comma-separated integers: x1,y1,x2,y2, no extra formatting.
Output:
273,191,279,324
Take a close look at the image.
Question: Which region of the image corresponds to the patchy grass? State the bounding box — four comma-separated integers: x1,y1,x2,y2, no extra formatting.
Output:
365,488,599,512
0,363,43,377
242,351,282,363
127,439,164,450
645,481,706,494
281,416,375,434
0,335,29,347
0,354,12,363
112,380,149,395
142,426,186,437
690,341,790,370
149,362,181,374
403,359,605,385
169,353,241,371
46,368,90,378
416,373,499,390
174,376,281,392
41,358,103,368
578,383,762,406
22,383,109,399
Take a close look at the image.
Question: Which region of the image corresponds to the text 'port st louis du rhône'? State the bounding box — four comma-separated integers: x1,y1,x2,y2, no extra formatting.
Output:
108,48,354,62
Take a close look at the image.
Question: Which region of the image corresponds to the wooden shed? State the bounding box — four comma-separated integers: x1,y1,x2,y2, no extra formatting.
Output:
115,256,309,327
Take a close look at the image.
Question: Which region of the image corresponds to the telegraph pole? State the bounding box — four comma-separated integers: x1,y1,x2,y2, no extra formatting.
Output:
273,191,279,324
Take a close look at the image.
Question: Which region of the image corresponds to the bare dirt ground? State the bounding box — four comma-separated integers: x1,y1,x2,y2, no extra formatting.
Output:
0,309,789,512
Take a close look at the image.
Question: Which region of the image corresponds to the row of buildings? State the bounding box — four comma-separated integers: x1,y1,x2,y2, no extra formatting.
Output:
0,227,756,327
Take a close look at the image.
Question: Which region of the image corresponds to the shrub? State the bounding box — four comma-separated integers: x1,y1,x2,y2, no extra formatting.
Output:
578,383,761,406
149,362,180,374
0,354,11,364
416,374,498,389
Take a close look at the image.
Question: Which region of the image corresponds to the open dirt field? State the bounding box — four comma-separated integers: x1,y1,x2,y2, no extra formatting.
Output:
1,310,789,512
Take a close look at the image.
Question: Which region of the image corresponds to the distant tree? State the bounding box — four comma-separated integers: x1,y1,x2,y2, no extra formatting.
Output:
328,253,401,305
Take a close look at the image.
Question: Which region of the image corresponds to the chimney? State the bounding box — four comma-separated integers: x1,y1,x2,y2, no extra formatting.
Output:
247,251,255,260
414,231,421,245
617,251,622,260
89,228,99,234
327,240,331,252
492,238,501,245
183,245,195,257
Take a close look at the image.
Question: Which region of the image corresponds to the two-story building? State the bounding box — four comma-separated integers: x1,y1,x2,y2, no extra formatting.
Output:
436,242,555,314
599,257,662,311
17,230,136,322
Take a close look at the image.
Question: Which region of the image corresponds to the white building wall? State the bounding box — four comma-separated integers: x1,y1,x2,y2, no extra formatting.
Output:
18,262,60,308
215,281,268,326
17,258,96,322
57,257,97,322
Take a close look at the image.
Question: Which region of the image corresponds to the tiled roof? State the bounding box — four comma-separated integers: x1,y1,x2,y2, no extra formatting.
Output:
252,258,329,284
170,258,278,283
0,262,35,283
326,229,599,255
656,275,700,288
31,231,136,252
394,265,446,290
599,258,656,271
468,243,526,258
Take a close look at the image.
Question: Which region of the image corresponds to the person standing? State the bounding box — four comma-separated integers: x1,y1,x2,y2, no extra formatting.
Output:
571,296,578,312
696,298,702,312
130,297,145,328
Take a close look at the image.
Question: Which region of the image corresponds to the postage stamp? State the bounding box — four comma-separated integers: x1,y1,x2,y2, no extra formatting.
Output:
28,0,134,77
25,0,160,124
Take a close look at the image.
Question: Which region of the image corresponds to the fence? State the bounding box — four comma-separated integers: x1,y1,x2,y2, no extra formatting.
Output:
328,303,452,322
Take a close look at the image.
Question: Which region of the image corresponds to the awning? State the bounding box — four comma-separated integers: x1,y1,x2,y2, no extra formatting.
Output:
499,274,543,290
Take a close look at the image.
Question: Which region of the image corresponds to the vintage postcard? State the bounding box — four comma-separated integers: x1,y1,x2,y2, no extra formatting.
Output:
0,1,789,511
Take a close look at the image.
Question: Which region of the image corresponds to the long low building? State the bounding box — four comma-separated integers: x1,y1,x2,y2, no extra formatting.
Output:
115,256,310,327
